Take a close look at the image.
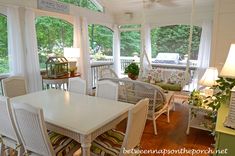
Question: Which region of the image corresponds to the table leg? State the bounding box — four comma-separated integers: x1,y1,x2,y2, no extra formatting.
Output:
81,135,91,156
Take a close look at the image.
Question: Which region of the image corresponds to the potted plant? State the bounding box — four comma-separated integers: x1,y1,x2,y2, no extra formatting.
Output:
69,66,77,76
124,62,139,80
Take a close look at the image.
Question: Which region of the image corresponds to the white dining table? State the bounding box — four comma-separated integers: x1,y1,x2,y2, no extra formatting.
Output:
10,89,133,156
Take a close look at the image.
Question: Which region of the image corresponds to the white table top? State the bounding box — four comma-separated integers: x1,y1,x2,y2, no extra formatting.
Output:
11,89,133,135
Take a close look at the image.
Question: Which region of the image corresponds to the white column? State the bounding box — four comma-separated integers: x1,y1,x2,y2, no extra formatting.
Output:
113,25,121,77
73,16,92,94
140,24,152,78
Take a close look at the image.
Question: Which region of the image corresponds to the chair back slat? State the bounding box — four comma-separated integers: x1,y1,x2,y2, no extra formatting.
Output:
2,76,27,98
96,80,118,101
68,77,86,94
0,96,17,140
12,102,54,155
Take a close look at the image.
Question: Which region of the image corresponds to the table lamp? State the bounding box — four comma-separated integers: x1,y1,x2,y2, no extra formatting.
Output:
199,67,218,96
64,47,80,70
220,44,235,129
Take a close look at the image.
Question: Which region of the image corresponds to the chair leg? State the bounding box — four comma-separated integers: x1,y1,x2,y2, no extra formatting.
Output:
1,144,5,156
153,119,157,135
167,108,170,123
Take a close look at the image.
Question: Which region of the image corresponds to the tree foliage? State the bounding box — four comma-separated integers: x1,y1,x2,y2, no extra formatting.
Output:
35,16,73,68
151,25,202,59
88,25,113,55
0,14,9,73
121,31,141,56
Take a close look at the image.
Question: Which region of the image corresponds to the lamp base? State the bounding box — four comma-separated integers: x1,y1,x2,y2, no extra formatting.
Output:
224,116,235,129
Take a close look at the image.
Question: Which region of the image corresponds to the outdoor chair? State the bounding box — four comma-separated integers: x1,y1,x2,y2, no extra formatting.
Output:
0,96,23,156
11,102,80,156
2,76,27,98
99,78,174,135
96,80,119,101
68,77,87,94
90,98,149,156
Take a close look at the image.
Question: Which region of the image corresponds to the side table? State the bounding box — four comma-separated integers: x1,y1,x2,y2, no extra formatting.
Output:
186,105,214,135
41,73,81,90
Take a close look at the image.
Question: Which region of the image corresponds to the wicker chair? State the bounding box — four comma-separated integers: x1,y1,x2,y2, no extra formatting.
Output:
2,76,27,98
68,77,86,94
11,102,80,156
99,78,174,135
0,96,23,156
90,98,149,156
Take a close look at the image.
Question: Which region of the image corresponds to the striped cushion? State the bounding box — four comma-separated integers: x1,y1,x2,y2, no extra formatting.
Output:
91,129,125,156
48,131,80,156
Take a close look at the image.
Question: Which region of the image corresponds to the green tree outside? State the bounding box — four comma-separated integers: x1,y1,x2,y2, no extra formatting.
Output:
0,14,9,74
151,25,202,59
35,16,73,68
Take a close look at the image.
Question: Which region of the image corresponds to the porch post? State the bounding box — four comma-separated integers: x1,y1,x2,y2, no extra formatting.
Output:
113,25,121,77
73,16,92,94
140,24,152,78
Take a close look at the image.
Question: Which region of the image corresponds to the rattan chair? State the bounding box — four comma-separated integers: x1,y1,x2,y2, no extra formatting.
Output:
68,77,87,94
90,98,149,156
2,76,27,98
11,102,80,156
0,96,23,156
96,80,119,101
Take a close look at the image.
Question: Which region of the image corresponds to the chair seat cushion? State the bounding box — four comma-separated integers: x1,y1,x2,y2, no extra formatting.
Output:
91,129,125,156
48,131,80,156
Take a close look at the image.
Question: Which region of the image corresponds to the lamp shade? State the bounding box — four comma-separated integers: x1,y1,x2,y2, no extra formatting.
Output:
220,44,235,78
64,47,80,58
199,67,218,87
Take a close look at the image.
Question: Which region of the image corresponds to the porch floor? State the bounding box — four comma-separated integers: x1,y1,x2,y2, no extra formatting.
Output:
117,101,215,156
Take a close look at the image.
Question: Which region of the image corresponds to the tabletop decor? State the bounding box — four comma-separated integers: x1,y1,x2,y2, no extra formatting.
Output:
45,56,69,78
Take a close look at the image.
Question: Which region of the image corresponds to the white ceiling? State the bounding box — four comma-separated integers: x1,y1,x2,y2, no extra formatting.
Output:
98,0,214,15
96,0,215,25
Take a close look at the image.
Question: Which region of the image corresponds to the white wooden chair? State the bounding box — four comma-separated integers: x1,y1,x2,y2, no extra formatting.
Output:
2,76,27,98
68,77,87,94
90,98,149,156
96,80,119,101
99,68,118,80
11,102,80,156
0,96,23,156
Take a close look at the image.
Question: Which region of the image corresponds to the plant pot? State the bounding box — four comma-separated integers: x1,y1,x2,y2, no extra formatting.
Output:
128,73,138,80
70,71,75,76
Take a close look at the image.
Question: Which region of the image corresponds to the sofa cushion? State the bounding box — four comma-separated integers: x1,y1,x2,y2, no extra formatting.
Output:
156,82,182,91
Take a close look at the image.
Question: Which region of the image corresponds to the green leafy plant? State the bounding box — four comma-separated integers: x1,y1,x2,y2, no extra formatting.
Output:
188,90,204,107
124,63,139,79
209,77,235,110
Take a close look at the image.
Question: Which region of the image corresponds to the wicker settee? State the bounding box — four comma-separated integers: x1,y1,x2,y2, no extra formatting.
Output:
99,77,174,135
